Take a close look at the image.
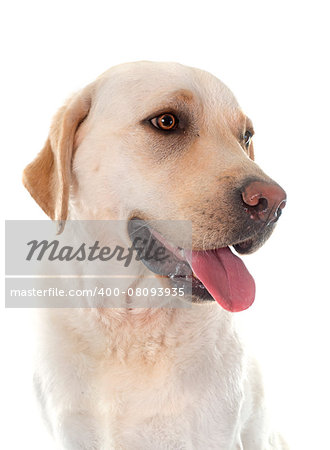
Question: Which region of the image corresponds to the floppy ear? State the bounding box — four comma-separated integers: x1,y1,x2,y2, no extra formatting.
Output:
23,84,94,231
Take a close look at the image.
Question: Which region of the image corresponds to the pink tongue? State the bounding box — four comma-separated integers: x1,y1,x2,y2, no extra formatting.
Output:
188,247,255,312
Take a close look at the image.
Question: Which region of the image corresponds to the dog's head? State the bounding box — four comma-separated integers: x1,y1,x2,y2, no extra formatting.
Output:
23,61,286,311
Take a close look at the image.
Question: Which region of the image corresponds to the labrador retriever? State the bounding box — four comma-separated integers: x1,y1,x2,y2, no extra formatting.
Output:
23,61,288,449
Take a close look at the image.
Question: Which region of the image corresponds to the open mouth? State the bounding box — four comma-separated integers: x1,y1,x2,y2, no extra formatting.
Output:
128,218,256,312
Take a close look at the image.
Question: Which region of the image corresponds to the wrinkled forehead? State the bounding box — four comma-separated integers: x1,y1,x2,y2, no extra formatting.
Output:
91,62,241,126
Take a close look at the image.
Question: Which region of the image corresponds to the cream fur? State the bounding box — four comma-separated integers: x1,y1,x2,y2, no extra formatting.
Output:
25,62,288,449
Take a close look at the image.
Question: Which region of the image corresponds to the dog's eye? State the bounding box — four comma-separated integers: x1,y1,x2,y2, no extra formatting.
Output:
150,113,178,131
243,130,253,148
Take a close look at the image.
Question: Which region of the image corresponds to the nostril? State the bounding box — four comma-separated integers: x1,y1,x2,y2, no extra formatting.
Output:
242,196,268,220
276,206,282,219
243,197,269,221
241,180,287,223
242,190,261,207
254,197,268,213
273,199,286,222
242,192,268,213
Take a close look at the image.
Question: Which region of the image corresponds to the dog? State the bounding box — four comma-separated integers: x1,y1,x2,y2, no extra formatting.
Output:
23,61,288,449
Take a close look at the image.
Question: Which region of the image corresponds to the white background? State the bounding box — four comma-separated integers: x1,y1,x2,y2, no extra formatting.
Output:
1,1,330,449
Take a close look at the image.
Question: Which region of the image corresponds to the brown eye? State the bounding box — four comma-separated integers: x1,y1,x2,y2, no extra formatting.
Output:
150,113,178,131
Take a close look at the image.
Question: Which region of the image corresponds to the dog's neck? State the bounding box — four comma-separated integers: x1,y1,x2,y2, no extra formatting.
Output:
51,302,235,367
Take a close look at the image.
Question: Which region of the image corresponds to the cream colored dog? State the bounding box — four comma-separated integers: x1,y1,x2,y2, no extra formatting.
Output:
23,61,288,449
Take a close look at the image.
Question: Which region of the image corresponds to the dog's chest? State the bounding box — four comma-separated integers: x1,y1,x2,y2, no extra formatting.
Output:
41,308,246,448
90,329,245,448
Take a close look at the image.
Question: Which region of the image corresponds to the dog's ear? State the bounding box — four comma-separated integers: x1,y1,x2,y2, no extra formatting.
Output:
23,84,94,232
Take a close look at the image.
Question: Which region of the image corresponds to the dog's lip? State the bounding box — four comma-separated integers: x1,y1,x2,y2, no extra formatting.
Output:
233,238,254,254
147,225,186,261
128,216,255,255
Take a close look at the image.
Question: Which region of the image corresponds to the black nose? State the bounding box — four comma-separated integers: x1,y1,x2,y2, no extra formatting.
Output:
241,180,287,225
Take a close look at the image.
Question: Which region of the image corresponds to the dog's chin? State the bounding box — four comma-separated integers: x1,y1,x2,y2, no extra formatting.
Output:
233,224,275,255
127,217,272,311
